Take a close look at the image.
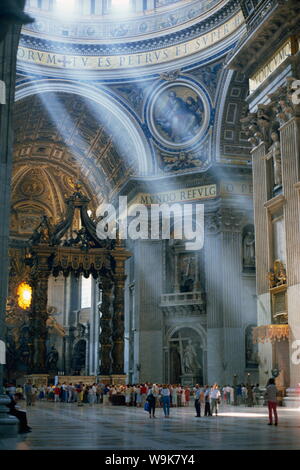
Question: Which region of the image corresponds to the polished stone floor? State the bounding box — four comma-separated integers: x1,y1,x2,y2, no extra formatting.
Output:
1,401,300,450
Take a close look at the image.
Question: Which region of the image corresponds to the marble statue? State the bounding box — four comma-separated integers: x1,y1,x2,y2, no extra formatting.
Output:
268,131,282,186
243,230,255,268
183,339,201,373
46,345,59,370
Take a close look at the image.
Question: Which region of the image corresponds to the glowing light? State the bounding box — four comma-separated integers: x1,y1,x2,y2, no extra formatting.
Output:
55,0,76,14
220,412,268,418
17,282,32,310
111,0,130,13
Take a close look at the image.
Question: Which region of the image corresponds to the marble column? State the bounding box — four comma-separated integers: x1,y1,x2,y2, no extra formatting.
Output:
206,207,253,385
133,240,163,383
64,274,80,374
0,24,21,392
99,276,113,377
205,225,224,385
111,258,126,376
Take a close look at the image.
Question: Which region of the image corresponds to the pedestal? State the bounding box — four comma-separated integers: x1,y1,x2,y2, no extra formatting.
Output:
180,374,197,386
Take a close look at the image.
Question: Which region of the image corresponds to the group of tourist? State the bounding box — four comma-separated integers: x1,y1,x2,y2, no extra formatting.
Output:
4,378,279,428
4,381,262,409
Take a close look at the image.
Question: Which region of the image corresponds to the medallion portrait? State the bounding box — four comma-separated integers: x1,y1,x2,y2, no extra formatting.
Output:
148,82,210,149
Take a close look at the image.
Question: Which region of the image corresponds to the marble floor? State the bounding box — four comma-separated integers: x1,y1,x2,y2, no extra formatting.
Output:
1,401,300,450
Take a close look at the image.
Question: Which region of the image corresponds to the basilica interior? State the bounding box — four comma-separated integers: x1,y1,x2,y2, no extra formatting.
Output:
0,0,300,447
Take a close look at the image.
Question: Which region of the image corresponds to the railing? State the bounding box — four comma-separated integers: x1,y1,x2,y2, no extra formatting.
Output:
160,291,204,306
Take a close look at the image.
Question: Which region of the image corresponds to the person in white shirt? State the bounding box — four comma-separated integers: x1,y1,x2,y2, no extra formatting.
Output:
210,384,221,416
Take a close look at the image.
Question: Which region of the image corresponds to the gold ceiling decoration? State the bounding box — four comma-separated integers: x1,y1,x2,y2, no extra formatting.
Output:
252,324,290,344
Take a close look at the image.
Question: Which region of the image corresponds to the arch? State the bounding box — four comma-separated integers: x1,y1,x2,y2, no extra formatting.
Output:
166,323,207,351
15,79,154,176
166,324,206,384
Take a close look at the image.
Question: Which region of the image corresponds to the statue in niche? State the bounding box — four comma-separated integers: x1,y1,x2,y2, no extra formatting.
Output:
179,255,195,292
155,90,203,143
266,131,282,187
46,345,59,371
243,229,255,269
183,339,201,374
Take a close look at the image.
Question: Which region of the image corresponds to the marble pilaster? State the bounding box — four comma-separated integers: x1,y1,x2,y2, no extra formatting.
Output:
134,240,163,383
280,117,300,387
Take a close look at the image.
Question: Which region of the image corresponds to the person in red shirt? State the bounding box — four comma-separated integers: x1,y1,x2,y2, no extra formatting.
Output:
140,384,148,407
54,384,60,402
185,387,191,407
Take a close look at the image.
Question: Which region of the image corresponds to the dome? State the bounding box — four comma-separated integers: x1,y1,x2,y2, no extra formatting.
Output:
19,0,243,78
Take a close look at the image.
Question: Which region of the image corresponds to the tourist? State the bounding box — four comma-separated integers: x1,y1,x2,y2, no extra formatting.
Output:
236,384,242,405
54,384,60,402
140,383,147,407
242,384,247,404
194,384,201,417
185,386,191,407
181,386,186,407
265,378,278,426
31,384,37,405
24,381,32,406
125,385,132,406
225,385,231,404
161,384,171,417
171,384,177,407
204,385,212,416
210,384,221,416
6,395,32,434
15,384,24,400
229,385,234,405
38,385,45,400
67,383,74,403
136,384,142,407
146,384,156,418
253,384,260,406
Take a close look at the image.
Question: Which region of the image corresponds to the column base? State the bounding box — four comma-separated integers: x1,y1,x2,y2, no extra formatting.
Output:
0,395,18,437
110,374,127,385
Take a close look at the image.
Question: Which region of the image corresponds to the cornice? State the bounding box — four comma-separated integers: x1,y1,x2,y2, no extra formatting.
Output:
226,0,300,76
19,0,240,57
